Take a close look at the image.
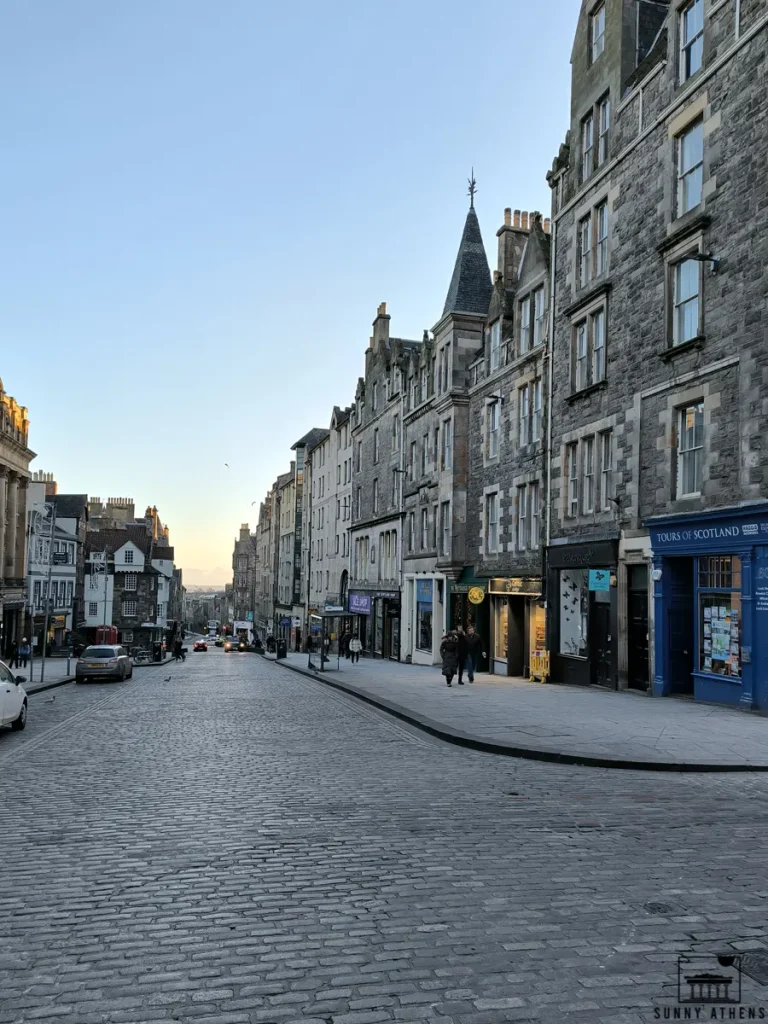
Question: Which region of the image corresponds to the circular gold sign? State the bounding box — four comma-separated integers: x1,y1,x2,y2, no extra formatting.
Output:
468,586,485,605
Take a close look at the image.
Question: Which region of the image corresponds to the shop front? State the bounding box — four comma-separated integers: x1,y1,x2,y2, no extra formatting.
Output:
349,590,401,659
448,571,489,671
547,539,619,688
648,504,768,710
486,578,544,678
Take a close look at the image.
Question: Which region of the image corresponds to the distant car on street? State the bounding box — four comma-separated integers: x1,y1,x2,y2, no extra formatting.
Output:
193,640,208,652
214,637,224,647
0,658,27,731
224,639,247,653
76,645,133,683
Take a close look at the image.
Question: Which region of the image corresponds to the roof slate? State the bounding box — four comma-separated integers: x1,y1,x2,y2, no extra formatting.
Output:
52,494,89,520
291,427,328,451
442,206,493,317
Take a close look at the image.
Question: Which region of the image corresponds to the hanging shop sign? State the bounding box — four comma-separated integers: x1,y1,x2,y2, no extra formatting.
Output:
349,592,372,615
588,569,611,592
468,586,485,604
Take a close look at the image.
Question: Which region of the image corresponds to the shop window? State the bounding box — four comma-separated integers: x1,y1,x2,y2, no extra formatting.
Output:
559,569,588,658
495,601,508,662
416,580,433,652
698,556,741,678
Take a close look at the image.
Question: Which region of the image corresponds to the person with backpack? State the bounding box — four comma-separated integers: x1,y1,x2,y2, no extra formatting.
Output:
440,631,460,686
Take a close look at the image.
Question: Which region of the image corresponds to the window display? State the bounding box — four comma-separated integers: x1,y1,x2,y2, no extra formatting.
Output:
495,601,508,660
417,580,433,652
559,569,588,657
698,556,741,678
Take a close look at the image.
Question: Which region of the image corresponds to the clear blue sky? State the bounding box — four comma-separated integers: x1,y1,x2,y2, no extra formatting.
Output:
1,0,577,586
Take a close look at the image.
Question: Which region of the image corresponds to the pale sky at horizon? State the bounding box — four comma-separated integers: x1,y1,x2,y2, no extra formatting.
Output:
1,1,578,586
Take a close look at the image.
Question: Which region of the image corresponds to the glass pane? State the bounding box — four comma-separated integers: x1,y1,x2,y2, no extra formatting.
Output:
685,0,703,40
677,259,698,301
682,296,699,341
560,569,589,657
700,592,740,677
688,35,703,76
681,122,703,171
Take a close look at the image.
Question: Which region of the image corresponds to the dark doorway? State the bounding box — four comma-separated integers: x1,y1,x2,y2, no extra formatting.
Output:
507,599,525,676
667,557,694,695
590,592,613,687
627,564,649,690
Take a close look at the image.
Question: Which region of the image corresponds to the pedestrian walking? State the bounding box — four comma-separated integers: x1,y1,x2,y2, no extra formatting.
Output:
341,628,351,659
464,626,485,683
456,628,468,685
9,641,19,669
19,638,30,669
440,631,459,686
349,634,362,664
173,639,182,662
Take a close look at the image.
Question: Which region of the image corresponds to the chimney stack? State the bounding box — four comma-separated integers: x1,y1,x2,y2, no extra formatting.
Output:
372,301,391,347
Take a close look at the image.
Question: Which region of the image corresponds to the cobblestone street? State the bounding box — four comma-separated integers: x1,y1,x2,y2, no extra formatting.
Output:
1,648,768,1024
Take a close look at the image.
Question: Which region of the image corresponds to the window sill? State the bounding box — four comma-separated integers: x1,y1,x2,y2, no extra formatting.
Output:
565,379,608,404
658,335,705,362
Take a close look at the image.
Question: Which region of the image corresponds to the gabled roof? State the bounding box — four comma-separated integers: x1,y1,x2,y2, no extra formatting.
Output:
87,526,153,558
307,429,331,454
291,427,328,451
276,470,293,490
52,493,89,520
442,205,493,317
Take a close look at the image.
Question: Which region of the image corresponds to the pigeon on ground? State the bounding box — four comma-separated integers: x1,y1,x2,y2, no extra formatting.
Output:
164,676,172,682
45,696,56,703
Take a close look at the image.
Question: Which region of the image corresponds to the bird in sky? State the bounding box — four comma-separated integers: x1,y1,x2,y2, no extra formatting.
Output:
224,463,230,468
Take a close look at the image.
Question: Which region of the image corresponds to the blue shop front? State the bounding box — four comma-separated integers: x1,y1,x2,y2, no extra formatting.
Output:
647,503,768,711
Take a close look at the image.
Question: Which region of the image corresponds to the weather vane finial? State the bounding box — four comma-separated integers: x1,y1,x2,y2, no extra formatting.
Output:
467,168,477,208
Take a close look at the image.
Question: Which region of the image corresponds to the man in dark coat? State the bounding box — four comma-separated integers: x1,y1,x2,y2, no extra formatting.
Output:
440,632,459,686
464,626,486,683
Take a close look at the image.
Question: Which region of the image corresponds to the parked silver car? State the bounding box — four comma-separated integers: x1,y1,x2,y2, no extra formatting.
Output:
76,645,133,682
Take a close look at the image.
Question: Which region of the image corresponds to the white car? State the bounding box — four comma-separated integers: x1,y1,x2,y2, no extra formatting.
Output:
0,658,27,731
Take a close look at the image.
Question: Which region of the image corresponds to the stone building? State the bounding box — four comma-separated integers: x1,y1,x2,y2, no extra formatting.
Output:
0,377,34,660
464,209,551,678
350,305,420,659
254,484,277,640
232,523,257,632
546,0,768,709
399,203,495,665
274,465,296,646
305,407,354,638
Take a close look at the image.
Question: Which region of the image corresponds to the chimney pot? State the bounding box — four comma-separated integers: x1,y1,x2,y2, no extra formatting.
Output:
513,209,521,228
504,207,511,226
377,301,387,317
543,218,551,234
521,211,529,230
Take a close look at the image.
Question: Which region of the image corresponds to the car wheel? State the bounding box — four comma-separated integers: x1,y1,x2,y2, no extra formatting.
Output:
11,700,27,731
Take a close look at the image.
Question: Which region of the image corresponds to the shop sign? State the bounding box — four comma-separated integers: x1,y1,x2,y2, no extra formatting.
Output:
588,569,611,592
416,580,433,605
468,586,485,604
349,592,372,615
547,541,618,569
648,508,768,551
324,603,344,614
246,611,253,621
279,616,291,627
488,578,540,596
292,617,301,627
51,615,66,627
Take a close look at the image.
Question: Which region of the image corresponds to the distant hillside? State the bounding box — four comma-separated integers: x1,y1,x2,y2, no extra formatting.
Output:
182,568,229,589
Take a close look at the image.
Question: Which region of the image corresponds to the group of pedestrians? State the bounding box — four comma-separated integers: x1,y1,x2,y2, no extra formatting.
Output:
339,628,363,663
439,626,485,687
6,639,31,669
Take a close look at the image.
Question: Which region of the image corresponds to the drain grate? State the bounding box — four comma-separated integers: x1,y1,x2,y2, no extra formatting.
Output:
644,902,674,915
741,951,768,986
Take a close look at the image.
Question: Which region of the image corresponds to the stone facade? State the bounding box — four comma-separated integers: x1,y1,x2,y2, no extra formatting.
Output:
546,0,768,701
232,524,256,626
465,210,551,678
0,377,34,659
350,305,419,659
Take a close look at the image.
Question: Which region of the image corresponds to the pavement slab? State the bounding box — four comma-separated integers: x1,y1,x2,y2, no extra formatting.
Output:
267,651,768,769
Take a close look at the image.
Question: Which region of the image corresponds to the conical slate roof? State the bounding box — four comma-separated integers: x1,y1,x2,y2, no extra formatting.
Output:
442,206,492,317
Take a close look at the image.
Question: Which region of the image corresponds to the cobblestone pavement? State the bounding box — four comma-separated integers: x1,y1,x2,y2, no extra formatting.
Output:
1,649,767,1024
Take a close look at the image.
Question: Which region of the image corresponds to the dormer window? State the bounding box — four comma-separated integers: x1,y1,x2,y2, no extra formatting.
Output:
489,321,501,371
590,3,605,63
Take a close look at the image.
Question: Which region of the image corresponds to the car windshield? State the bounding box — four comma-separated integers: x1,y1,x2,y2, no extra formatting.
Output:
83,647,117,658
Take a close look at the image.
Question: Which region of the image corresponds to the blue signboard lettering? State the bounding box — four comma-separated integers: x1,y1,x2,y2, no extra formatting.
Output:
416,580,433,605
349,592,372,615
